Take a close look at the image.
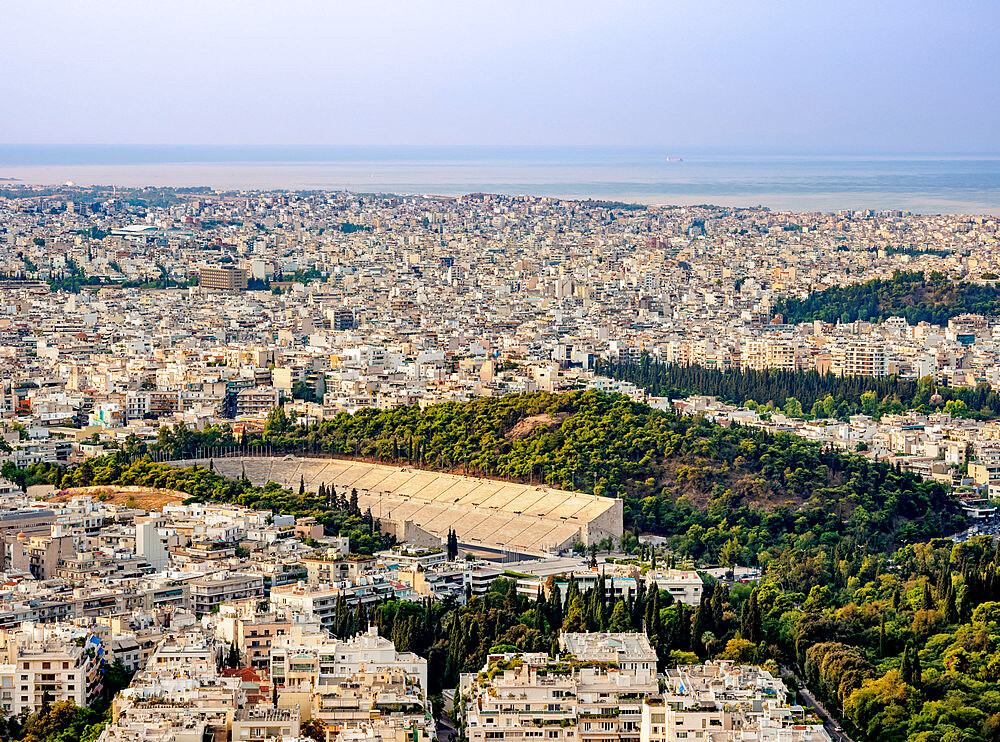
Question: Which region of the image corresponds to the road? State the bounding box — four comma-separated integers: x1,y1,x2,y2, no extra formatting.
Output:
781,665,855,742
436,714,457,742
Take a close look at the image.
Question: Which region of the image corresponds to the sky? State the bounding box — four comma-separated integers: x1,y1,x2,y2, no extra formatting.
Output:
2,0,998,151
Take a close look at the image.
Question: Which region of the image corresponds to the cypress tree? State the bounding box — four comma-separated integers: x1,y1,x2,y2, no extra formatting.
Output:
740,588,762,644
944,581,958,623
900,645,913,685
547,579,563,629
632,580,646,629
565,575,580,604
645,589,659,640
711,584,727,630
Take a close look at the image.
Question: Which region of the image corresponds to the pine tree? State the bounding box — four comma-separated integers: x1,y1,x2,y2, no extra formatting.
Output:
922,580,934,610
878,610,887,657
299,475,305,496
911,644,922,686
350,488,359,514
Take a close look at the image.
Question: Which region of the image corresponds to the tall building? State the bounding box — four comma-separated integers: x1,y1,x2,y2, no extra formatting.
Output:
333,308,356,331
741,339,797,371
200,265,248,291
0,623,104,715
831,341,887,377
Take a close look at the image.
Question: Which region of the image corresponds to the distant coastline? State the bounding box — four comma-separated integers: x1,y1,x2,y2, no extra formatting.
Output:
2,145,999,214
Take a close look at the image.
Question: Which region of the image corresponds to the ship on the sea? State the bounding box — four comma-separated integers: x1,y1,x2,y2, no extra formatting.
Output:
666,157,683,162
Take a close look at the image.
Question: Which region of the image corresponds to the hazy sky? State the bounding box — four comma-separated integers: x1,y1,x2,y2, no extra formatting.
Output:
3,1,997,150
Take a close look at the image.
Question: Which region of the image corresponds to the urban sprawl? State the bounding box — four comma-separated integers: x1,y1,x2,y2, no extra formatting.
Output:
0,184,999,742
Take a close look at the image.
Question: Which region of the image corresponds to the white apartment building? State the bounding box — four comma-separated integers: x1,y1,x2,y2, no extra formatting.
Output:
830,340,887,377
641,661,831,742
0,623,103,715
740,339,797,372
270,625,427,703
645,570,704,606
462,633,659,742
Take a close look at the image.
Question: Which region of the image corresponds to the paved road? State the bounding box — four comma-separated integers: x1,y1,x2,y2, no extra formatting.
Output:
436,715,457,742
781,665,855,742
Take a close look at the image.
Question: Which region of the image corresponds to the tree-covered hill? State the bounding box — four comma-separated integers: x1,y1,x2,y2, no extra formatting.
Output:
17,390,959,564
775,270,1000,325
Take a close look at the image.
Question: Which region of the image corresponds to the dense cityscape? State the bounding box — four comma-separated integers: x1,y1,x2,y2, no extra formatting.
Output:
0,181,995,742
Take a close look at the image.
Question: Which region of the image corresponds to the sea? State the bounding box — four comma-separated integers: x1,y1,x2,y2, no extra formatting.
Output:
1,145,999,215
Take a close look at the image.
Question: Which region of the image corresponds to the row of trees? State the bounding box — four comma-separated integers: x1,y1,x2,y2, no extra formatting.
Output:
597,356,1000,420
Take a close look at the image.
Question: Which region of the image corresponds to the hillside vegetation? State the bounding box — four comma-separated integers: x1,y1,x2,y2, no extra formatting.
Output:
5,391,992,741
11,390,956,564
775,270,1000,325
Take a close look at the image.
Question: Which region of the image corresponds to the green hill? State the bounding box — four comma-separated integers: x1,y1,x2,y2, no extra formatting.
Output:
775,270,1000,325
44,390,958,564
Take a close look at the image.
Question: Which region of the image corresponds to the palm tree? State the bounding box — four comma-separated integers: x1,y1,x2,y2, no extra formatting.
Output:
701,631,717,658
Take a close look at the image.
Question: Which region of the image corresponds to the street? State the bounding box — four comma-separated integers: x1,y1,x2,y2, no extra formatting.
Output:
781,665,855,742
